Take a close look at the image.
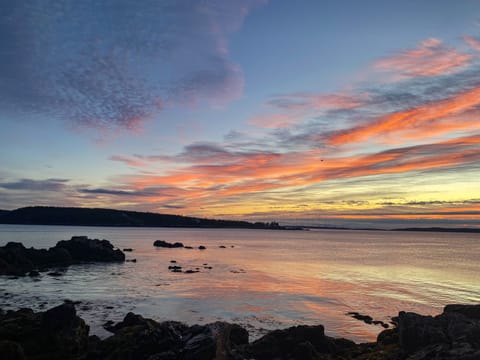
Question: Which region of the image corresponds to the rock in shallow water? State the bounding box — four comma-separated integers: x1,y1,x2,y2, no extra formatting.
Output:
153,240,184,248
0,236,125,276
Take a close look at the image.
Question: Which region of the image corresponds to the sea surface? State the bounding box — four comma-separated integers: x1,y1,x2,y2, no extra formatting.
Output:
0,225,479,343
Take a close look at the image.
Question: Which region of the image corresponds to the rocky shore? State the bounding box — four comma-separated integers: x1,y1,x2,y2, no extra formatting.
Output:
0,302,478,359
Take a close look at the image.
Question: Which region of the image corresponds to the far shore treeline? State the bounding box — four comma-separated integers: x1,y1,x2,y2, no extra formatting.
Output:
0,206,283,229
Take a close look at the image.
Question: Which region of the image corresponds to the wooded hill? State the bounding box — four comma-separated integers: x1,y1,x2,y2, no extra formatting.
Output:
0,206,282,229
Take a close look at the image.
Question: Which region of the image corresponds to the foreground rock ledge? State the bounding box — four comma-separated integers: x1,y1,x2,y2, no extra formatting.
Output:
0,236,125,276
0,303,479,359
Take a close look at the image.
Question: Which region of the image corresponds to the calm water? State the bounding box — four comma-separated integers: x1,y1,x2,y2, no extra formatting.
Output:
0,225,479,343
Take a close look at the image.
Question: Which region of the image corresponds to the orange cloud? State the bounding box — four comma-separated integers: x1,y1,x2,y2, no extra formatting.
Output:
374,38,471,77
327,86,480,146
116,135,480,214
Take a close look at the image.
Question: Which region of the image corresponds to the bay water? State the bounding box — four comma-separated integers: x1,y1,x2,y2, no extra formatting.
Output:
0,225,478,343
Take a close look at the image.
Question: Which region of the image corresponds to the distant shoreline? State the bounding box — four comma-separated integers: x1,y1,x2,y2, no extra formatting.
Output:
305,225,480,234
0,206,478,233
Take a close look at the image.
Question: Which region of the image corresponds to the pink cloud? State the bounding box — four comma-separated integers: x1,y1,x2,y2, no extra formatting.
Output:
374,38,471,77
464,35,480,51
248,113,301,128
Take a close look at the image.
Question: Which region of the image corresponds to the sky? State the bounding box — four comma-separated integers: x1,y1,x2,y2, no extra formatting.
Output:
1,0,480,228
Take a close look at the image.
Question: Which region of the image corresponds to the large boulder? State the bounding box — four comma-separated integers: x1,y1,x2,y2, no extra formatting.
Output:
182,322,249,360
246,325,336,360
0,242,35,275
55,236,125,262
0,303,89,360
396,305,480,359
96,313,187,360
0,237,124,275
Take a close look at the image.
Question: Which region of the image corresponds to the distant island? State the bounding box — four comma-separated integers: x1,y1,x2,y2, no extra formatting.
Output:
0,206,284,229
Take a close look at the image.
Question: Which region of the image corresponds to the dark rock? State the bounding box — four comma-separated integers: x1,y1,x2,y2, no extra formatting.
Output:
398,311,448,353
96,313,186,359
184,270,199,274
123,248,134,252
347,311,373,324
0,340,26,360
55,236,125,262
0,237,124,276
184,246,194,249
247,325,335,359
153,240,184,248
183,332,215,359
198,245,206,250
183,322,249,360
444,304,480,320
168,265,182,270
219,245,226,248
395,306,480,359
377,328,398,346
47,271,64,276
27,270,40,277
0,303,89,359
170,260,177,263
126,258,137,262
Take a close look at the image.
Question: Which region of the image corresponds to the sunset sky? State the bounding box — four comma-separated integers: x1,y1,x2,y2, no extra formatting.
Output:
1,0,480,228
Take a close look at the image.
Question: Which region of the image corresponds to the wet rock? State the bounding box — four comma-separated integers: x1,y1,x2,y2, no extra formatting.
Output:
55,236,125,262
183,322,249,360
47,271,63,276
444,303,480,319
347,311,373,324
153,240,184,248
247,325,336,359
96,313,186,359
0,303,89,360
184,270,199,274
0,237,124,276
396,305,480,359
0,340,26,360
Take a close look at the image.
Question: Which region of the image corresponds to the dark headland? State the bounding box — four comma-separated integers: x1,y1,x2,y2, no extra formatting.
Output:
0,206,283,229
